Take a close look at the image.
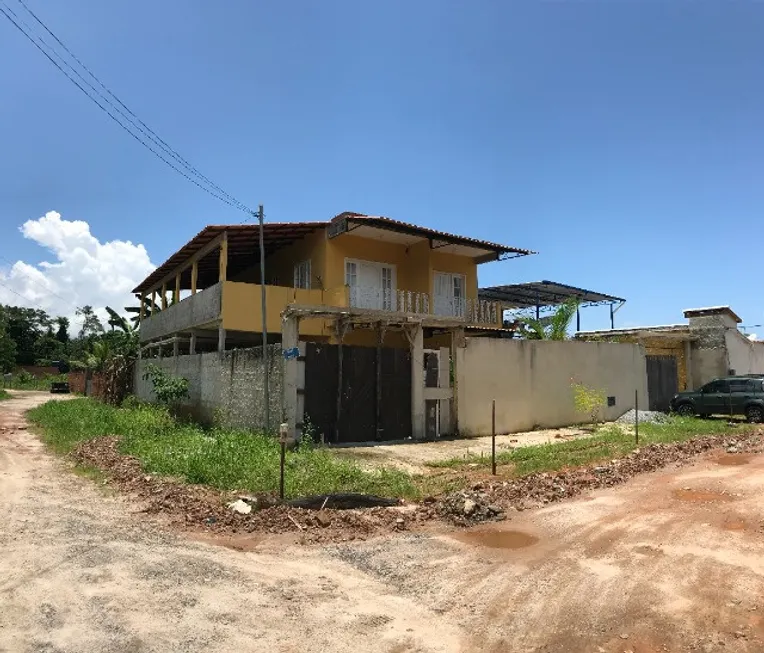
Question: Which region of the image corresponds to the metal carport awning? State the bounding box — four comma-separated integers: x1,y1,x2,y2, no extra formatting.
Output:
478,280,626,330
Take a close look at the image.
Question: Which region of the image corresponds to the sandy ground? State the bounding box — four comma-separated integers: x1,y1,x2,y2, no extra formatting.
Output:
335,426,596,473
3,391,764,652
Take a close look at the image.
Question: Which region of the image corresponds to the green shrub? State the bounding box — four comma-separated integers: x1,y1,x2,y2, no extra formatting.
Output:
571,380,607,424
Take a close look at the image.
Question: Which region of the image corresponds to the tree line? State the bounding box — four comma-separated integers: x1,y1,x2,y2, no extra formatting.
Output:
0,304,137,374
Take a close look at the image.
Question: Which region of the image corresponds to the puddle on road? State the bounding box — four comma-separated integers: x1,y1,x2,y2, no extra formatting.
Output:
190,533,265,552
714,453,754,466
721,517,748,532
672,488,735,503
454,529,539,550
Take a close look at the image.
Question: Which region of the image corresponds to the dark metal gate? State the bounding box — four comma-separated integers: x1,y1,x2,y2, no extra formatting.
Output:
304,343,411,443
646,355,678,411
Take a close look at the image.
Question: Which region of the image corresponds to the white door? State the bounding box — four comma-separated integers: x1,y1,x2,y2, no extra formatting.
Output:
346,260,395,310
433,272,466,317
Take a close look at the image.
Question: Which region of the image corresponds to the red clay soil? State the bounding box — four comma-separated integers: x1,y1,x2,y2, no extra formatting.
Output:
72,428,764,544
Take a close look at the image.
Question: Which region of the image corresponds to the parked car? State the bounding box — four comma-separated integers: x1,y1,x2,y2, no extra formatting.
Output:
669,376,764,422
50,381,70,394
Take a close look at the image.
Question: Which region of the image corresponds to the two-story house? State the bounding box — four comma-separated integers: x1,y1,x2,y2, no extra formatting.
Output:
133,211,534,440
134,212,533,351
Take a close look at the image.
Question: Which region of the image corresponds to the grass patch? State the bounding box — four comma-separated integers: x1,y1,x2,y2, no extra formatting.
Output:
0,389,10,401
28,398,425,500
429,417,752,476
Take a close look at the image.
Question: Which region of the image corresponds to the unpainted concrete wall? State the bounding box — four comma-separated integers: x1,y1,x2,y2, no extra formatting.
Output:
134,345,283,430
456,338,648,435
725,331,764,377
691,348,727,388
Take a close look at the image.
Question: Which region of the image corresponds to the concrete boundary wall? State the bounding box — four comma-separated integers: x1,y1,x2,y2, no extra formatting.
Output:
134,345,283,430
456,338,648,435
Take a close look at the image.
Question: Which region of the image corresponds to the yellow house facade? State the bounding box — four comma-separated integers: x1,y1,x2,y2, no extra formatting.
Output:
134,212,533,352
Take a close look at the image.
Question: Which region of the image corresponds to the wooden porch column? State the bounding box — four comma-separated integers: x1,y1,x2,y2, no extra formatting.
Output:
191,261,198,294
139,293,146,323
282,314,300,443
161,283,168,310
174,274,180,304
219,232,228,282
151,290,156,315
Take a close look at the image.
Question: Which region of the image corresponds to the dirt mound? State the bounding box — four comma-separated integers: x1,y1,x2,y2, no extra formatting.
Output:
72,430,764,544
73,437,427,544
468,432,764,513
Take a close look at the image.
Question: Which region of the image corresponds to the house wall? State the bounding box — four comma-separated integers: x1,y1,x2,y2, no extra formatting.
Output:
134,346,283,430
222,281,327,335
691,348,727,388
456,338,647,435
725,331,764,376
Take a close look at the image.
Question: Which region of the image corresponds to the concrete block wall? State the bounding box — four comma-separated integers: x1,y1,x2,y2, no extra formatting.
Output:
456,338,648,436
134,344,283,431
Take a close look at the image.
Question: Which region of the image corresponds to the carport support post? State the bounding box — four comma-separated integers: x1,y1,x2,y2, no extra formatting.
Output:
410,323,425,440
282,314,300,443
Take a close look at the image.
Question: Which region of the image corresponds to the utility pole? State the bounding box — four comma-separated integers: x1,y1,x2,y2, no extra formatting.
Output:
257,204,270,432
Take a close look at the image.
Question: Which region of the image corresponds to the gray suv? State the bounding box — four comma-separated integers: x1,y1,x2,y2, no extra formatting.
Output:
669,376,764,423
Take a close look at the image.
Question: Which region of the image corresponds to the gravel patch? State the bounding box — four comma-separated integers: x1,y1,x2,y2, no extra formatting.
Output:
616,409,670,425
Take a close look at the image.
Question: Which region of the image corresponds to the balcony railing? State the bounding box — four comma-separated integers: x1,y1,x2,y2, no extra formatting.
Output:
346,285,501,326
139,281,504,341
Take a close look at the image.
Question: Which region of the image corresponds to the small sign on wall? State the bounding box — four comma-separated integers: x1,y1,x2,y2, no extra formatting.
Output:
282,347,299,361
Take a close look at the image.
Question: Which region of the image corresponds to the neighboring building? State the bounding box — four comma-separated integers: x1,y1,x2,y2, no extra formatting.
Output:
577,306,764,410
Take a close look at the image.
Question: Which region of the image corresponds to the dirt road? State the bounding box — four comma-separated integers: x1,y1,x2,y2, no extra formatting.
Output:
3,391,764,652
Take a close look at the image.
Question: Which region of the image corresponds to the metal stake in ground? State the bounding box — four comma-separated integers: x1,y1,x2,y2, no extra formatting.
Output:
279,422,288,500
258,204,270,432
492,399,497,475
635,389,639,445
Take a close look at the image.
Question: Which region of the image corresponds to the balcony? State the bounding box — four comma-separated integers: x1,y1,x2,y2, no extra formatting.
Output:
139,282,222,342
139,281,504,342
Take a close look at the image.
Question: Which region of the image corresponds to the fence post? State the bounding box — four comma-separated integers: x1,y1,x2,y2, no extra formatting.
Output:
491,399,497,475
635,389,639,445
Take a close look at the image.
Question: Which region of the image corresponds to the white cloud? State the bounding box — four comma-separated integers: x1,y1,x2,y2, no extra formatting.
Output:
0,211,155,329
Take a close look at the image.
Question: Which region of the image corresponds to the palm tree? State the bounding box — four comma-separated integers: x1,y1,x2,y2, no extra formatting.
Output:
517,298,579,341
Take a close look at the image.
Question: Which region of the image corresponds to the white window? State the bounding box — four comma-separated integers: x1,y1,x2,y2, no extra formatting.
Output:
433,272,466,317
294,260,311,289
345,258,396,310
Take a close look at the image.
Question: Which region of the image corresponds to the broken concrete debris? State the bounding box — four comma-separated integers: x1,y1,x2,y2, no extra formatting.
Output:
227,499,252,515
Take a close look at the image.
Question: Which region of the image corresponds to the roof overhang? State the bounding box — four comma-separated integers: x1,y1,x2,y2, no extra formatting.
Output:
132,222,328,294
479,280,625,310
329,212,535,263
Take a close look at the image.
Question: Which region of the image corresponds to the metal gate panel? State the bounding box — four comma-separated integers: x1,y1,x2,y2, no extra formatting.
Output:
304,343,412,444
646,355,678,411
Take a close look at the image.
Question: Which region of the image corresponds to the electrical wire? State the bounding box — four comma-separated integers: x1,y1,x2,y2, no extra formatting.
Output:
15,0,251,213
0,0,256,216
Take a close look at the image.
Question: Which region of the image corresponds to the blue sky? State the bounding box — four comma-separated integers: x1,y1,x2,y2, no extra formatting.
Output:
1,0,763,332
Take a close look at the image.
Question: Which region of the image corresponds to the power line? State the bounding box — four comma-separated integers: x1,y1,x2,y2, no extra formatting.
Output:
15,0,250,213
0,0,257,217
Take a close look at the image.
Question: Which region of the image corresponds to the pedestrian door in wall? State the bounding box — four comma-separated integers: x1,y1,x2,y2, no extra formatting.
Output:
646,355,678,411
304,343,411,443
424,349,440,439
